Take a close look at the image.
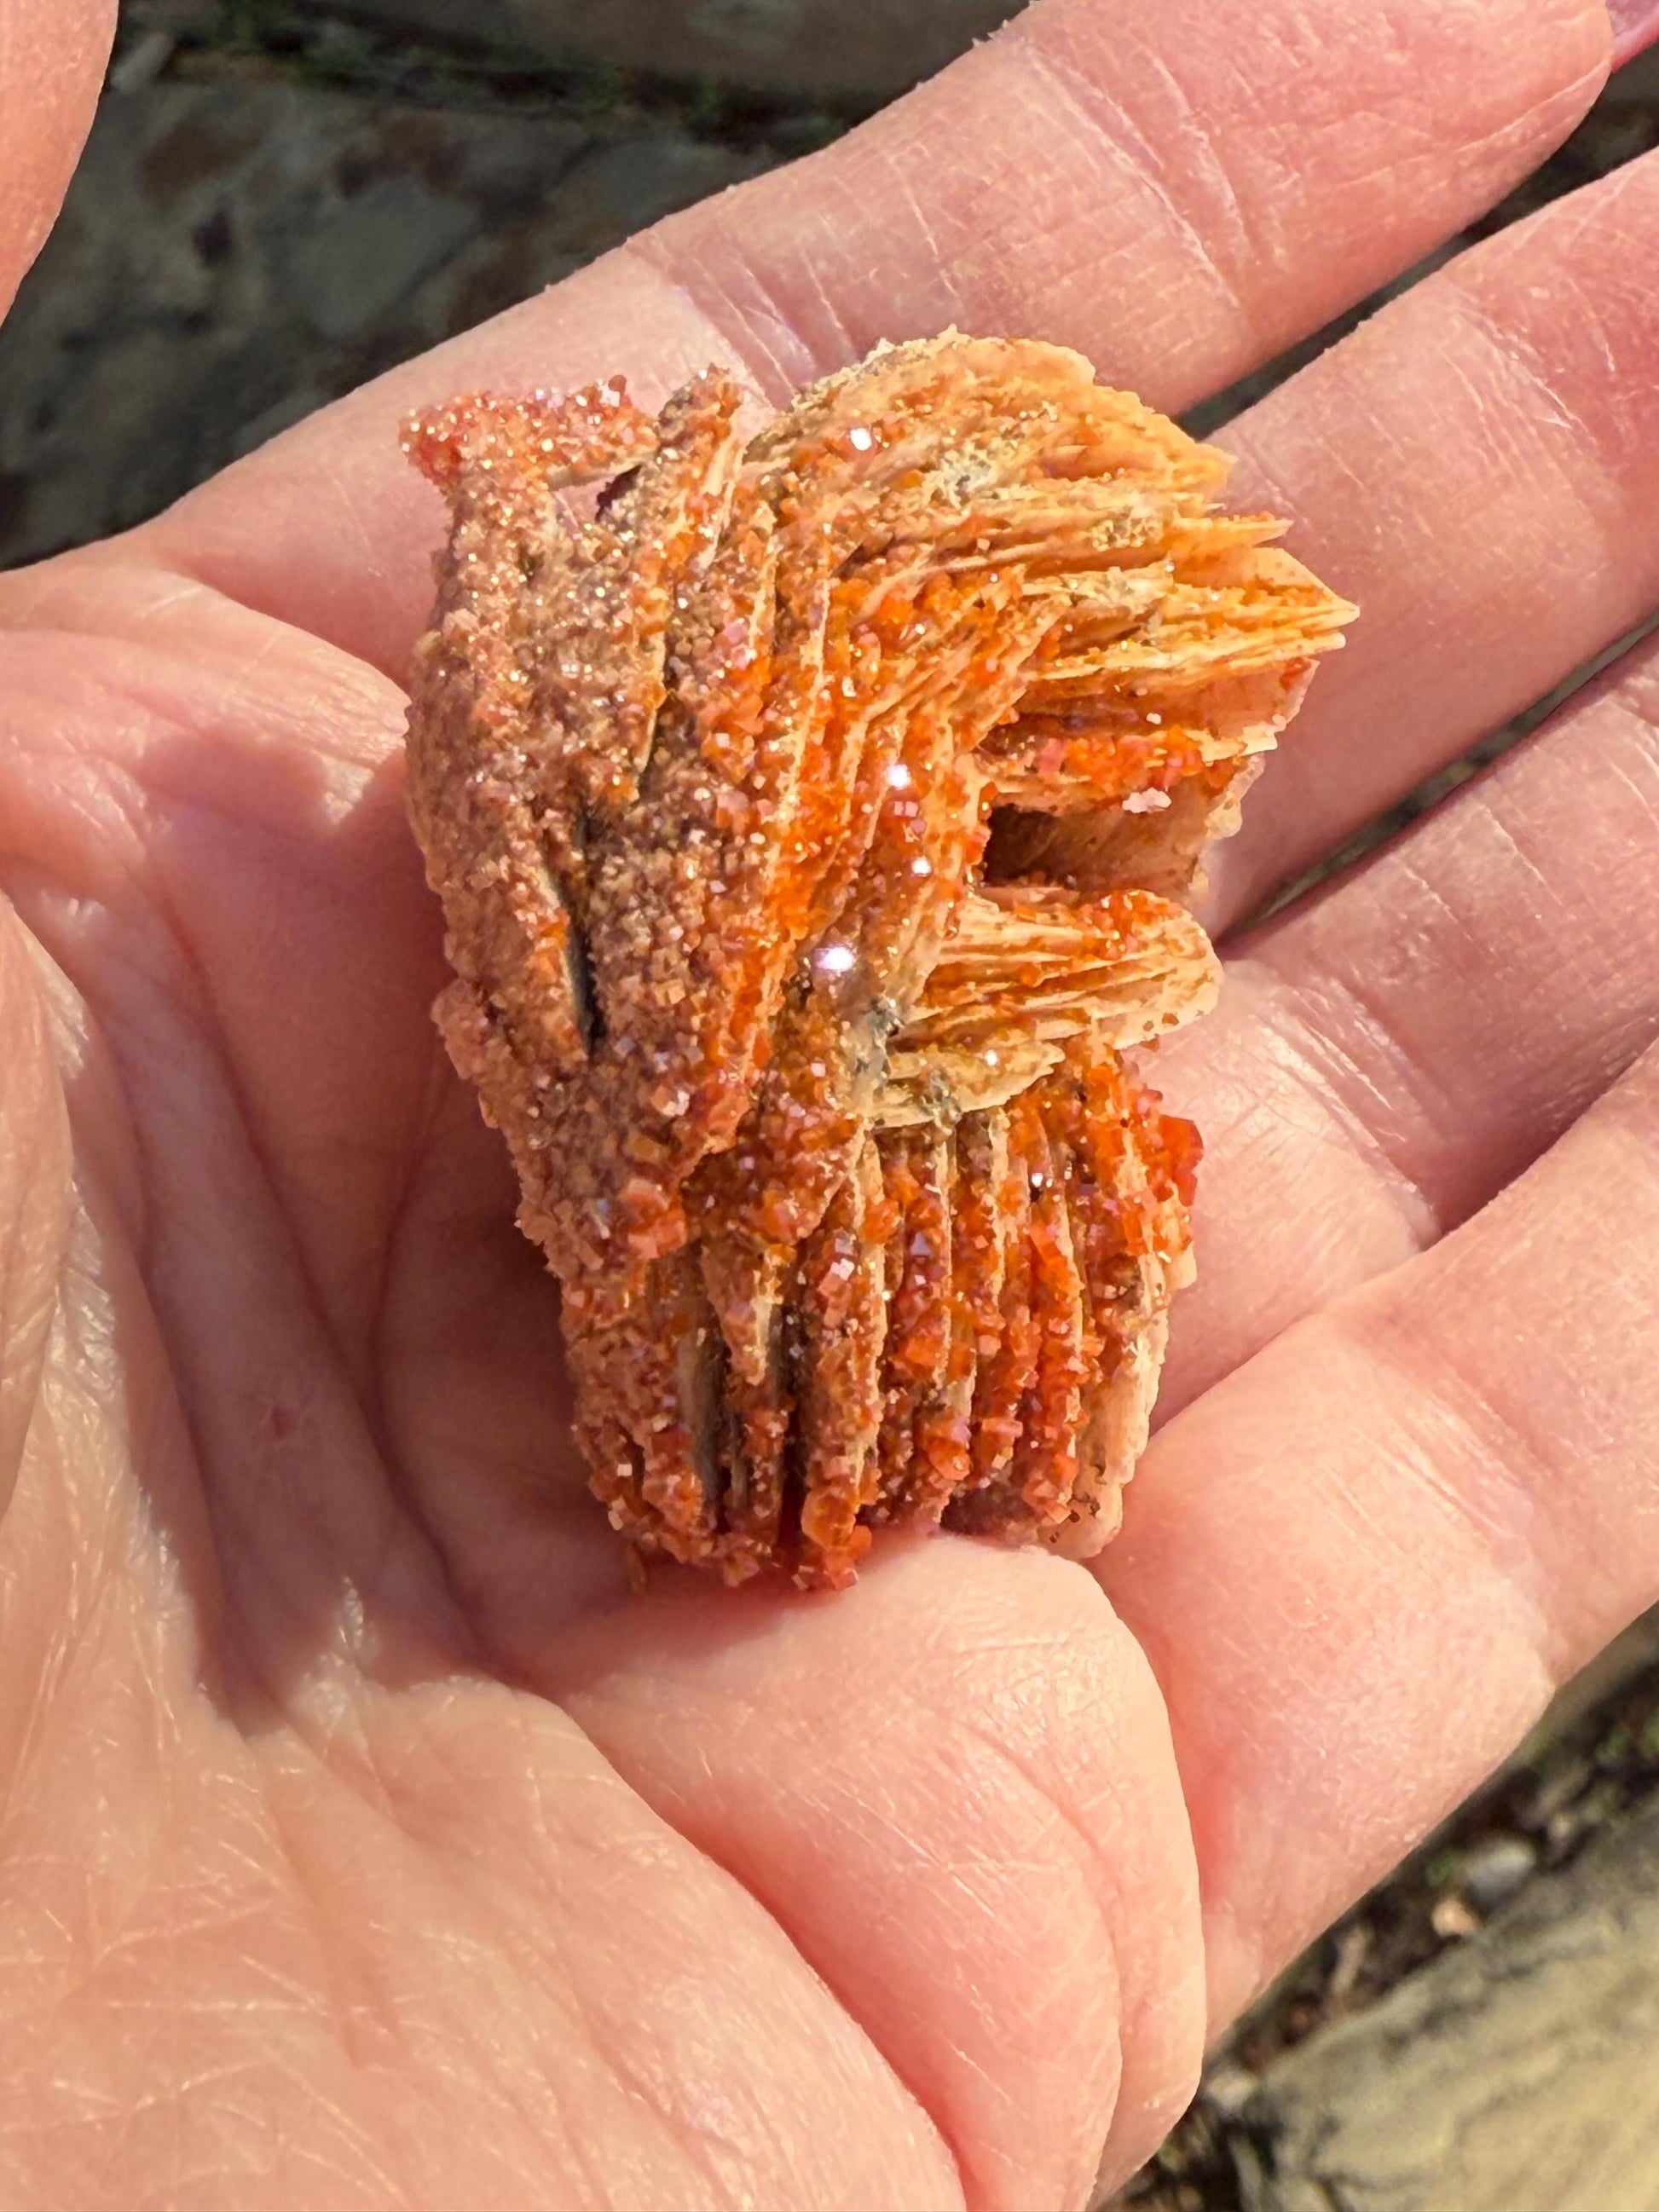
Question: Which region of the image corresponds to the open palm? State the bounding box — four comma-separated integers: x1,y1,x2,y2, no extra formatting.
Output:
3,1,1658,2205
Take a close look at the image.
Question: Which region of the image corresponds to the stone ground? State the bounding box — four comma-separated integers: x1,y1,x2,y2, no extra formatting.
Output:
3,9,1658,2209
1112,1621,1659,2212
0,3,826,566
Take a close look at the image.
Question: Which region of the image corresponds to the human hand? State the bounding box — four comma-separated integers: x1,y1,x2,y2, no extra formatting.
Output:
3,1,1657,2204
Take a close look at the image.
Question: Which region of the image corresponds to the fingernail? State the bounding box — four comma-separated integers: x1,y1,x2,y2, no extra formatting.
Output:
1607,0,1659,67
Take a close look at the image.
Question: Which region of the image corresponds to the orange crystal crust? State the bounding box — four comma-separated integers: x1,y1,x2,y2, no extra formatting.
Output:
402,333,1355,1587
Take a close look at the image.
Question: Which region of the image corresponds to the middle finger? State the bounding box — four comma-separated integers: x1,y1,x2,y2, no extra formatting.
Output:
1206,147,1659,925
1157,624,1659,1414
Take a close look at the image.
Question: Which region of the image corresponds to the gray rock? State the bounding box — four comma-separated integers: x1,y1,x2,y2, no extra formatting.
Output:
296,0,1023,99
1241,1793,1659,2212
1201,2059,1261,2122
303,170,479,339
1457,1833,1540,1913
0,78,773,566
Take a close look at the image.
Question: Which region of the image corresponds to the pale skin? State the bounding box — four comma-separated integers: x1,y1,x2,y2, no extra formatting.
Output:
2,0,1658,2203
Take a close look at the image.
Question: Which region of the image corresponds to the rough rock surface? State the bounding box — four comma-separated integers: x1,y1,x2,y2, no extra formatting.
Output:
291,0,1021,98
1239,1795,1659,2212
0,74,772,567
1108,1618,1659,2211
402,336,1352,1585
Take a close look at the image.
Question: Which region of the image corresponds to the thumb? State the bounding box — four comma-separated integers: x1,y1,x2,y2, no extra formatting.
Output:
0,0,116,321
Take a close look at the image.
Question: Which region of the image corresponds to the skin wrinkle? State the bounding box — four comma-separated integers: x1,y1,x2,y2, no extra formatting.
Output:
1,736,152,915
1448,280,1616,475
999,29,1246,332
618,240,794,401
366,1054,477,1538
3,590,405,806
1354,1150,1659,1663
1222,957,1445,1241
4,700,390,1037
1211,159,1659,921
1159,638,1659,1427
1340,55,1606,206
1513,216,1656,468
1597,704,1659,829
1323,1300,1563,1619
32,1336,938,2203
788,251,864,388
465,1800,708,2212
1272,856,1486,1122
1336,875,1566,1168
90,934,350,1393
126,798,408,1340
799,1787,1087,2198
78,989,438,1707
1448,300,1582,505
1122,1417,1561,2021
1143,46,1256,272
552,1554,1190,2212
629,163,897,395
1454,805,1567,952
1116,1050,1659,2020
0,568,196,639
936,1698,1130,2206
0,909,71,1519
1136,41,1257,274
0,627,442,1416
1011,0,1607,372
286,1705,918,2212
32,1153,173,1568
552,1729,954,2204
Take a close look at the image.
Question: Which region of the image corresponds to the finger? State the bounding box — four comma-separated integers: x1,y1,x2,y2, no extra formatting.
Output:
1157,625,1659,1413
0,0,116,318
1096,1035,1659,2030
543,1540,1204,2212
0,898,71,1523
1611,0,1659,62
1206,147,1659,925
627,0,1605,408
78,0,1610,676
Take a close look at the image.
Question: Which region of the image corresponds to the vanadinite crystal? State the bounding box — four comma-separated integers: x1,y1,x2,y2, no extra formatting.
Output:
402,332,1355,1586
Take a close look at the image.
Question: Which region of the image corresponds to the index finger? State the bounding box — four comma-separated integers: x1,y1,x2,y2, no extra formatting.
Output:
65,0,1611,678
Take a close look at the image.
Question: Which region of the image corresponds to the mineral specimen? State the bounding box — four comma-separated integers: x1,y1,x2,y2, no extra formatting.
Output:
402,332,1355,1586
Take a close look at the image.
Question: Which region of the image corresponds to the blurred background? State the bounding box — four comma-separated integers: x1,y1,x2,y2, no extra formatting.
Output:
4,8,1658,2208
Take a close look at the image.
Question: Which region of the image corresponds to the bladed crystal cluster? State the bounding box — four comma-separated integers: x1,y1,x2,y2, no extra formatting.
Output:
403,333,1354,1586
